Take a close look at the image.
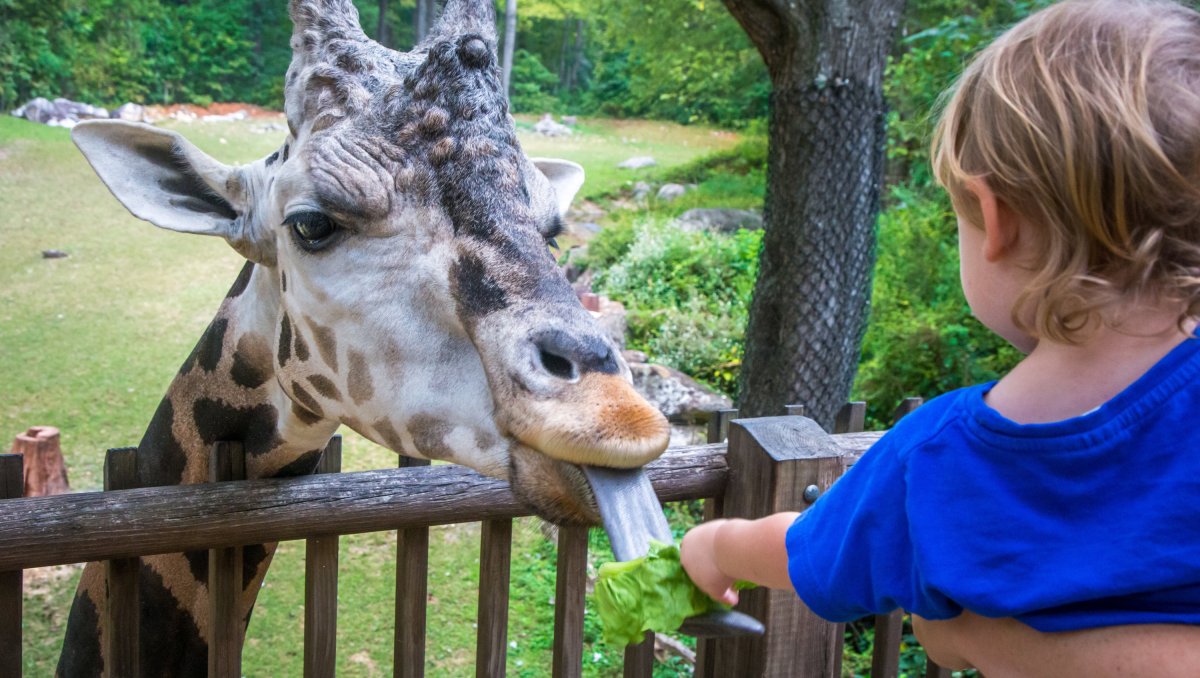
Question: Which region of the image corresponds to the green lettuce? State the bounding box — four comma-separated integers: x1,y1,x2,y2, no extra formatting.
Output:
592,541,745,646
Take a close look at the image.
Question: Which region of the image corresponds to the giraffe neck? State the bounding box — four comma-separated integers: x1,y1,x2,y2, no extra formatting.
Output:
135,262,339,487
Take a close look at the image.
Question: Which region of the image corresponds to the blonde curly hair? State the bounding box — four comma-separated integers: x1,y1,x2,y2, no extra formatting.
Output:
933,0,1200,343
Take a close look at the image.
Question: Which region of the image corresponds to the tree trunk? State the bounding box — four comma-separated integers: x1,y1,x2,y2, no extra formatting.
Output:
378,0,390,47
501,0,517,96
567,18,585,94
722,0,906,428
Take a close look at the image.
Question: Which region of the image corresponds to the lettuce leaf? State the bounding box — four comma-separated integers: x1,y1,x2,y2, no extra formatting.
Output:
592,540,727,646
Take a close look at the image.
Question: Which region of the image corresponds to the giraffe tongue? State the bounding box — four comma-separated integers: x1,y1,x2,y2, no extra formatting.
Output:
580,465,766,639
580,465,672,561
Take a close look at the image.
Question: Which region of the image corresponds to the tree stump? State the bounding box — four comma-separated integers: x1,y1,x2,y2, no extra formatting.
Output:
11,426,70,497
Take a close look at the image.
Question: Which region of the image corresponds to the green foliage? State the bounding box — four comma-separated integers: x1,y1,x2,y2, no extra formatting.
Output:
582,0,769,127
593,221,761,395
853,186,1021,425
509,49,562,113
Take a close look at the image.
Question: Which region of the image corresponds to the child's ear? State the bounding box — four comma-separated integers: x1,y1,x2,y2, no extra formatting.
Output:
970,179,1021,262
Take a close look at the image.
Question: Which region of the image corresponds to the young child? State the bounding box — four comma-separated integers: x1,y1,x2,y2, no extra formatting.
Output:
681,1,1200,674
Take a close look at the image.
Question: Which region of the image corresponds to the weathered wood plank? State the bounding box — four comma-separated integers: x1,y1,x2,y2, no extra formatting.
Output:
713,417,850,678
870,610,903,678
0,443,744,571
695,409,738,678
209,441,246,678
395,456,431,678
305,437,342,678
551,525,588,678
623,631,655,678
104,447,140,678
475,518,512,678
0,454,23,678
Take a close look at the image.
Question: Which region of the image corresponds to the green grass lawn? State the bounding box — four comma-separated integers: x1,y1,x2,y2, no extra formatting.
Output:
1,113,730,676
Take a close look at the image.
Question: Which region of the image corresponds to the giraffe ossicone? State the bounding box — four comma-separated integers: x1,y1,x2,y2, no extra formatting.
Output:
57,0,670,673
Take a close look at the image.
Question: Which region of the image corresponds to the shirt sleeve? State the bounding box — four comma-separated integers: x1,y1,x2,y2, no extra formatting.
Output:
785,430,962,623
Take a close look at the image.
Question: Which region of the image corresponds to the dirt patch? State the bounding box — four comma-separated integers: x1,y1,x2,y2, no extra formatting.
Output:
143,102,283,122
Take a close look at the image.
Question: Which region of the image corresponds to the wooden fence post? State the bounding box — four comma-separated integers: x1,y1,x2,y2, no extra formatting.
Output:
475,517,512,678
395,456,431,678
551,525,588,678
104,447,140,678
209,441,246,678
0,454,23,678
711,416,849,678
695,408,738,678
305,436,342,678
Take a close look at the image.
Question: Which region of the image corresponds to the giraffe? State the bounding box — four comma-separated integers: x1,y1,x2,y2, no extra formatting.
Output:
57,0,671,674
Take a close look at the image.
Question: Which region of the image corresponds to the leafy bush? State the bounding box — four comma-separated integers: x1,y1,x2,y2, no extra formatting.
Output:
852,187,1022,425
594,221,761,395
509,49,561,114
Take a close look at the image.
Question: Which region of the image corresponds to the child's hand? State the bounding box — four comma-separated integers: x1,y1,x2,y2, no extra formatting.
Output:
680,520,739,606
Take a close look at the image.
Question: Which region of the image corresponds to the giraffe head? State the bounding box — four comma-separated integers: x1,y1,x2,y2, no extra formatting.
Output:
70,0,669,523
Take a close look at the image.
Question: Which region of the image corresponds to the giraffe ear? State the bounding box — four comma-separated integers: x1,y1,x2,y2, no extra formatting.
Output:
530,158,585,217
72,120,247,239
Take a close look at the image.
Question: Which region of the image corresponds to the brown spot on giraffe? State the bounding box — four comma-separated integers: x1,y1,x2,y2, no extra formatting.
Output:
408,413,456,461
291,382,324,419
347,350,375,405
292,400,323,426
278,313,292,365
373,418,409,455
307,317,339,372
307,374,342,401
231,334,273,389
293,326,310,362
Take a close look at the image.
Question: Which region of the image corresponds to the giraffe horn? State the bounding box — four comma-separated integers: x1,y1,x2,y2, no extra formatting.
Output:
289,0,371,52
425,0,497,43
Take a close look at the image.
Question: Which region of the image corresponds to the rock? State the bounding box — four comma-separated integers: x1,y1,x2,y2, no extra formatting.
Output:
590,296,628,348
41,249,68,259
560,115,578,127
10,426,70,497
112,103,146,122
631,181,652,201
618,156,657,170
574,222,602,236
12,97,107,127
674,208,763,234
621,349,648,364
630,363,734,423
656,183,688,202
534,113,572,137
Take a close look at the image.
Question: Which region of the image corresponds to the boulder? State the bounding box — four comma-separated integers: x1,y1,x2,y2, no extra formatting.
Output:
674,208,763,234
534,113,572,137
12,97,107,127
656,183,688,202
617,156,657,170
112,103,146,122
631,181,652,201
628,362,733,424
577,293,626,349
560,115,578,127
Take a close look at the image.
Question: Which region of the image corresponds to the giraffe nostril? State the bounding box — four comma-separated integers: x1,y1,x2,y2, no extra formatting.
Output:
537,347,577,381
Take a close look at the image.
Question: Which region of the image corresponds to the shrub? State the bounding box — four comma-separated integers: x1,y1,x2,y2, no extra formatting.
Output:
509,49,561,114
594,221,762,396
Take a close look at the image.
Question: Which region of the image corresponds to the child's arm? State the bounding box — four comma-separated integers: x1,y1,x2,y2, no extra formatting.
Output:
680,512,800,605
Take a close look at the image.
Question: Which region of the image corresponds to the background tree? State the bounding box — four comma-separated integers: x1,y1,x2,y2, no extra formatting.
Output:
501,0,517,95
722,0,906,426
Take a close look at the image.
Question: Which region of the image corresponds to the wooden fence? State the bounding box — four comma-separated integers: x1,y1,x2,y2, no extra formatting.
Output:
0,402,955,677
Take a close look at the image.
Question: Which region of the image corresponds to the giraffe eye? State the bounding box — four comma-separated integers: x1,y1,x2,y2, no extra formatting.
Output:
285,212,339,251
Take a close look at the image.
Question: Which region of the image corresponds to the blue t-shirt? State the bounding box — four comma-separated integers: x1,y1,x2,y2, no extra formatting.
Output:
786,337,1200,632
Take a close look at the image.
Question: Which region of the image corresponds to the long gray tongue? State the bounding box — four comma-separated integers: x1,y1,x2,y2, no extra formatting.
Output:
581,465,764,638
581,465,672,560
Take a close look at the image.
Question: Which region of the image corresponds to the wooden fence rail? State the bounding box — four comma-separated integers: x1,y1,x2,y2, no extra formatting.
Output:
0,409,959,677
